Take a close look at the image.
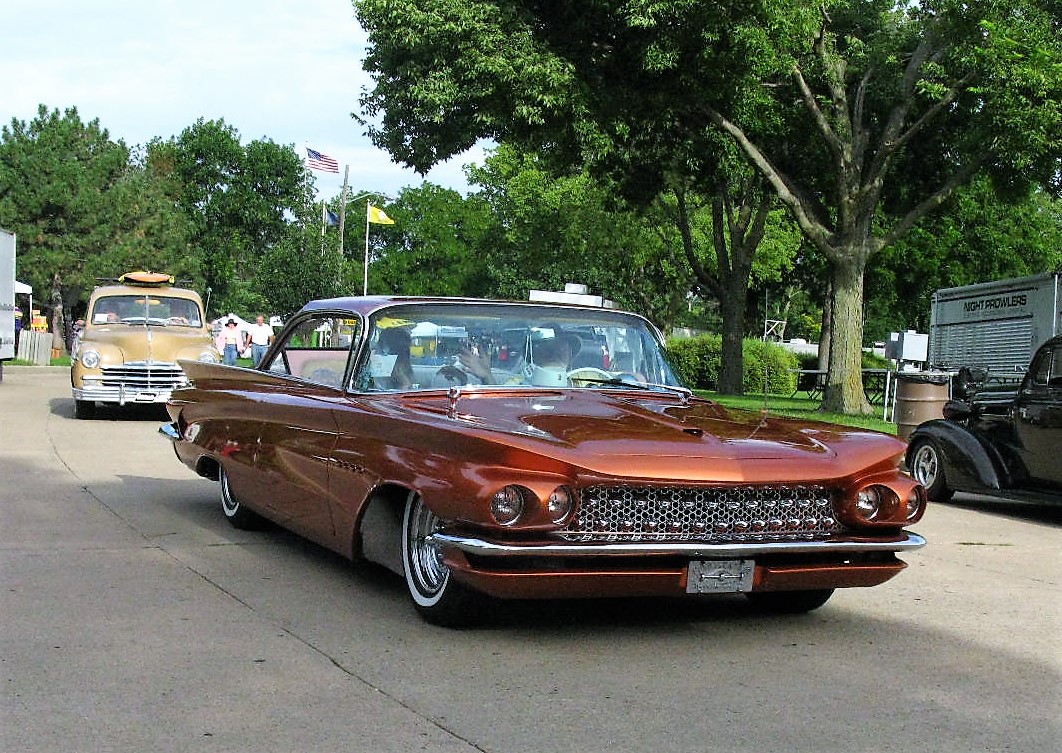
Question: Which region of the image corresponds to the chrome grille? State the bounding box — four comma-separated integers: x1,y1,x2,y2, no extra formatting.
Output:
560,484,840,543
100,362,188,390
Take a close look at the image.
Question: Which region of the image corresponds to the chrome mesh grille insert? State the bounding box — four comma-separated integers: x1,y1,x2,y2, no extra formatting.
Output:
560,484,840,543
100,363,187,390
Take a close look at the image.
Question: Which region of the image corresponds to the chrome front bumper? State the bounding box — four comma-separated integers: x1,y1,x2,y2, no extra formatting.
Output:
73,385,176,405
429,531,927,559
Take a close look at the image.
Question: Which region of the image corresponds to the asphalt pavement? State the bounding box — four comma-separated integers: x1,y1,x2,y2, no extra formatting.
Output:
1,366,1059,753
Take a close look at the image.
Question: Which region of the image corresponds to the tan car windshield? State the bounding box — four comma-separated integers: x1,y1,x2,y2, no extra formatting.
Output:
91,295,203,327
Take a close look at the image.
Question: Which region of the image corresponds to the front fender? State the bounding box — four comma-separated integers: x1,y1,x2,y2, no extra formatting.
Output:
907,420,1007,492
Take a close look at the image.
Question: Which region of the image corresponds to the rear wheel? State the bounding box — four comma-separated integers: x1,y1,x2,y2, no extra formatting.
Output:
219,466,263,530
402,493,481,627
74,399,96,420
745,589,835,614
908,437,954,502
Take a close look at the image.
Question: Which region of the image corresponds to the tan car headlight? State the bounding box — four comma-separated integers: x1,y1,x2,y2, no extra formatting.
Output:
80,349,101,369
198,351,220,363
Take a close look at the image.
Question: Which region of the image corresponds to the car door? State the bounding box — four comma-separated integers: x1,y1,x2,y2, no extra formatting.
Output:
1013,340,1062,487
254,314,359,549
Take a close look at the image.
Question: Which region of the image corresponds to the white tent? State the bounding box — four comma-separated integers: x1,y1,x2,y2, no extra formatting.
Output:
210,313,252,333
14,280,32,319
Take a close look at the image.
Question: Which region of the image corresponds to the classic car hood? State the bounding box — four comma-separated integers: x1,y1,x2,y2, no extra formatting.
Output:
400,389,904,484
84,325,214,361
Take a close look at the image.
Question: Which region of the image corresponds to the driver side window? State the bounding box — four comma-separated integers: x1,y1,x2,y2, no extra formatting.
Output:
264,315,360,388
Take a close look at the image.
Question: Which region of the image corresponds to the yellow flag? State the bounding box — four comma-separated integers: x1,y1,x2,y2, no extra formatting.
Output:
368,204,395,225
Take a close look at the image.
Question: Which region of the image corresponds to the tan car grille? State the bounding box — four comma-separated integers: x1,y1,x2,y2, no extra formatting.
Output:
100,363,188,390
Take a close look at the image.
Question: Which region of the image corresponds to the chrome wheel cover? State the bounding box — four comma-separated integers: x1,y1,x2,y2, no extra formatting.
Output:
403,496,449,605
911,443,940,489
220,468,240,517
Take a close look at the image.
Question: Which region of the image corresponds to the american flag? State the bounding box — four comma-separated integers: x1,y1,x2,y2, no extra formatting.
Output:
305,147,339,173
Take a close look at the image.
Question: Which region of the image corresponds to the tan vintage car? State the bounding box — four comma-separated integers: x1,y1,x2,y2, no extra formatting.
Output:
71,271,219,419
162,296,927,626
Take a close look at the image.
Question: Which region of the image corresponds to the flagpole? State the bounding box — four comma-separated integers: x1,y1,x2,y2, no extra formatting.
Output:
338,165,349,258
363,199,371,295
319,201,326,255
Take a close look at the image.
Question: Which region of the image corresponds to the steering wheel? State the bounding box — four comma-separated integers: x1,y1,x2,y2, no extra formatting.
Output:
436,365,468,386
566,367,613,387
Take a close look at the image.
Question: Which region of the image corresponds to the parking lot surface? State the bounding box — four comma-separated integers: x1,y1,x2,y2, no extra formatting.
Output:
1,367,1059,752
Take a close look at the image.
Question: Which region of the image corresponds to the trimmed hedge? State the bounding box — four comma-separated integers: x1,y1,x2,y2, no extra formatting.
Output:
666,334,798,394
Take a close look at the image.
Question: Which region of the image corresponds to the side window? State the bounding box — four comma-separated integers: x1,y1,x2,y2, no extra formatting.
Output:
263,315,360,388
1049,348,1062,388
1031,350,1052,386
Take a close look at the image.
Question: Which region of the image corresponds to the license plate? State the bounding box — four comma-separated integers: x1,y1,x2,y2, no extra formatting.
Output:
135,392,157,402
687,560,754,593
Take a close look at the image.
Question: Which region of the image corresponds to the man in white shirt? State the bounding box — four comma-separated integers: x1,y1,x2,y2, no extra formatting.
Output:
246,315,275,367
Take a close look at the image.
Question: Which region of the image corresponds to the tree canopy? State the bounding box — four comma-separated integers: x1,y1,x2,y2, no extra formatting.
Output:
356,0,1062,412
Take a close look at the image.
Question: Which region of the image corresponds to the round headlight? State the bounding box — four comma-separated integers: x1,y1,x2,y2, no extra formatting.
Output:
905,486,926,521
490,485,526,526
547,486,574,524
80,349,101,369
199,351,220,363
855,486,884,520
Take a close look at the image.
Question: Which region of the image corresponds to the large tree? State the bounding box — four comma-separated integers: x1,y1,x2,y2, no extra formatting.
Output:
148,119,313,316
0,105,193,348
354,0,1062,412
467,145,692,327
360,183,494,297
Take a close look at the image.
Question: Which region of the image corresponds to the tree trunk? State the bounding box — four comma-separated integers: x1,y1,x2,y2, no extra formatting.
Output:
821,256,871,414
717,289,747,395
49,273,67,355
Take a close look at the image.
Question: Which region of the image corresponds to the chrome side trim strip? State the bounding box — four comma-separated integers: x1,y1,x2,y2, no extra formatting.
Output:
429,532,927,558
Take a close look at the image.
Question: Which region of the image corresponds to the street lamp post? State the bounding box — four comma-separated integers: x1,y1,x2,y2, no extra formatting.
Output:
339,187,390,296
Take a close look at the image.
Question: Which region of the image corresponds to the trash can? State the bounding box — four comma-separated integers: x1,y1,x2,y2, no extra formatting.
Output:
894,372,951,439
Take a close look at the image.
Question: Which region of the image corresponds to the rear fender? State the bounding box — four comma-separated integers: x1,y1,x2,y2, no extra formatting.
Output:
907,420,1007,492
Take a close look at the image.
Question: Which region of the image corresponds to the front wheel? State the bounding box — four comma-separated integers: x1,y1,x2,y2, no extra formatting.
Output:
402,493,482,627
908,437,954,502
745,589,835,614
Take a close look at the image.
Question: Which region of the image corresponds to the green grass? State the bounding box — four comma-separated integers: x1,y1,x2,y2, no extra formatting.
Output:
702,392,897,434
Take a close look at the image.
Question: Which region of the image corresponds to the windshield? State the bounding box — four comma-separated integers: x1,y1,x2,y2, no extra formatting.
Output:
90,294,203,327
352,302,685,393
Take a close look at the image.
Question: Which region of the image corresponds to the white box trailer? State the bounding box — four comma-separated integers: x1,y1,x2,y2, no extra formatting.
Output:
1,228,16,364
928,272,1062,374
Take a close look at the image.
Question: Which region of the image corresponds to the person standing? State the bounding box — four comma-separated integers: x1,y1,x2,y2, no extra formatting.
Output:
246,315,274,367
216,319,242,366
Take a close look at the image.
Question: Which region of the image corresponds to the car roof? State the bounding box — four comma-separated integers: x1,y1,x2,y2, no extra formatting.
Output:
89,284,202,301
296,296,638,321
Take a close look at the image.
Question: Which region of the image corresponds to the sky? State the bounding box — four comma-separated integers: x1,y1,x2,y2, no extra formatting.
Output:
0,0,484,200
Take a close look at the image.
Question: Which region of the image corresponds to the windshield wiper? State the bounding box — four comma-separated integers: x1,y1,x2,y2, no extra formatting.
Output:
575,377,691,398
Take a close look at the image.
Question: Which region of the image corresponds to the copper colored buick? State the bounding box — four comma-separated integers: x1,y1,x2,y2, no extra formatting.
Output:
162,297,926,626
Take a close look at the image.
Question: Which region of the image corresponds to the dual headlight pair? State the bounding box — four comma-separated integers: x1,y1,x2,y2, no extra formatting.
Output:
490,484,574,527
